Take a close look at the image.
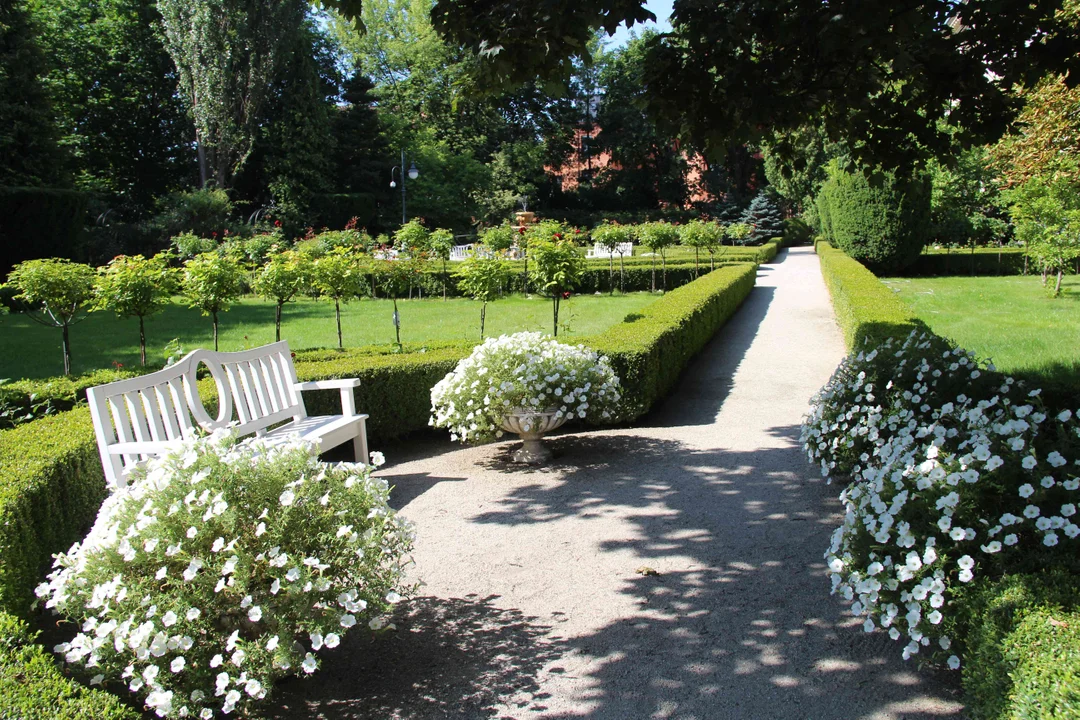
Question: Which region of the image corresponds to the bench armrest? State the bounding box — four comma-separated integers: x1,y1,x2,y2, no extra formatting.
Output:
294,379,361,416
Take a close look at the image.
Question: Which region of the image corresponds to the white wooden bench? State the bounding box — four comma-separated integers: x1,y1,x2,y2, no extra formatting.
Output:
585,242,633,259
87,341,369,488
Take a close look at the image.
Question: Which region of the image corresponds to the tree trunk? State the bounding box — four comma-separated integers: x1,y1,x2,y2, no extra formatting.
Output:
139,315,147,366
662,250,668,290
62,323,72,376
970,240,976,276
335,299,342,349
694,248,700,278
619,254,625,292
651,254,656,292
1056,268,1064,297
552,295,560,337
480,301,486,339
443,260,448,300
212,311,219,351
523,253,529,295
710,251,716,271
275,303,282,342
393,297,401,346
608,255,614,294
196,131,209,189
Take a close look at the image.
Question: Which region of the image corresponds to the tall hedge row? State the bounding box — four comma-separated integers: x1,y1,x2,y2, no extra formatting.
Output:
817,165,931,274
0,187,87,279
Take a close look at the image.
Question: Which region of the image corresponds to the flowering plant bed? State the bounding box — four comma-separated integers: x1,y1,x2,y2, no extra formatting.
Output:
802,331,1080,668
429,331,622,444
35,431,414,718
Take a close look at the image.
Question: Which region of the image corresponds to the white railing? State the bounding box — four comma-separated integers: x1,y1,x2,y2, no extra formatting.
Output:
586,242,633,259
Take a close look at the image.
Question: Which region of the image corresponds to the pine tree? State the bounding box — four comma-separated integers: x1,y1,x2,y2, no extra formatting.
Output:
740,193,785,244
0,1,67,186
332,73,389,195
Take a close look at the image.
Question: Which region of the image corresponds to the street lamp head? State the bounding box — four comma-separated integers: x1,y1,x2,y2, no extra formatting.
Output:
408,162,419,180
389,180,397,188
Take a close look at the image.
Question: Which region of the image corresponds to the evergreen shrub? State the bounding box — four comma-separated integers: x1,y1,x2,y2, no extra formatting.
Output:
819,165,931,274
739,193,785,244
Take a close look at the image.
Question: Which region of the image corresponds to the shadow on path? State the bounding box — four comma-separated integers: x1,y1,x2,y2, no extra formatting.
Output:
267,595,565,719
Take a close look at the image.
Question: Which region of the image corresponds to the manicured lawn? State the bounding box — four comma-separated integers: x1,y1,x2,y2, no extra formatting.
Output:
0,292,659,380
882,274,1080,395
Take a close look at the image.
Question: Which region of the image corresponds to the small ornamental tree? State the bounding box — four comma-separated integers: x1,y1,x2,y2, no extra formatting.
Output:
636,221,680,291
393,219,429,257
182,252,245,352
523,220,567,295
253,249,311,342
94,253,179,366
375,258,423,347
726,222,754,247
426,227,455,299
5,258,96,375
678,219,721,276
529,237,585,336
480,223,516,253
591,221,633,292
456,246,511,339
739,193,785,244
1008,176,1080,297
312,247,365,349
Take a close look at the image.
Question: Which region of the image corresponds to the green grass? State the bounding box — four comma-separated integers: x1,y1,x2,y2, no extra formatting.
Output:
0,293,660,380
882,274,1080,398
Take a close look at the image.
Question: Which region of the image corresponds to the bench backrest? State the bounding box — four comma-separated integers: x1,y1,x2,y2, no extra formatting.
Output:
87,341,306,488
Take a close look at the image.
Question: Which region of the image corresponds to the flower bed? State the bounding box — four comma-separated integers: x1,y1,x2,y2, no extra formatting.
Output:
36,431,413,719
430,332,621,443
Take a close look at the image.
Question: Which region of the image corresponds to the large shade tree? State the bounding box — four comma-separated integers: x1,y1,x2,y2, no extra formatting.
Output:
431,0,1080,171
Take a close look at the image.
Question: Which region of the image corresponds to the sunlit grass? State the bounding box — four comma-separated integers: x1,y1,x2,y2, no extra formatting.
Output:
0,292,659,380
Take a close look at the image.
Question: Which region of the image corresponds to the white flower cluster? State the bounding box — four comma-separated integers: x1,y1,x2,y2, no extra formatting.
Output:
430,331,622,443
802,332,1080,668
36,431,414,718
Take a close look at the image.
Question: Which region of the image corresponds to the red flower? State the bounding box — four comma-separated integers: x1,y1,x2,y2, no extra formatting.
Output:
554,233,563,240
274,220,282,227
211,231,218,238
562,291,571,299
518,227,526,234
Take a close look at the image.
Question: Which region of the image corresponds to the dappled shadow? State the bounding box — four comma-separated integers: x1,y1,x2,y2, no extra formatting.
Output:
459,428,965,719
387,471,468,511
266,594,564,719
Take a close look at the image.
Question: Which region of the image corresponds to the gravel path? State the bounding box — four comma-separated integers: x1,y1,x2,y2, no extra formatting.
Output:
269,247,966,719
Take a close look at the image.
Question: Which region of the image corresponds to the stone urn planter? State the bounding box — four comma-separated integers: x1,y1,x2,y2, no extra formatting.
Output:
499,408,567,464
514,210,536,226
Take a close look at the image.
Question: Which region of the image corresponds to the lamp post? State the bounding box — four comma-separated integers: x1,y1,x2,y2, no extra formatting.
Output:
389,150,419,225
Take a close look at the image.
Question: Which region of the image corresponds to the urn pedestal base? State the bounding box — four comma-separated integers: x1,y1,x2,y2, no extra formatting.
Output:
499,409,567,465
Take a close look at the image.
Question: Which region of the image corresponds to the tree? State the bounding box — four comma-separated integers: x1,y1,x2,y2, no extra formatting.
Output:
590,221,627,291
331,72,390,196
529,238,585,337
94,253,178,365
679,219,719,276
312,247,366,349
456,247,510,338
253,249,311,341
426,227,455,299
4,258,95,375
156,0,307,189
433,0,1080,172
0,0,67,186
30,0,194,212
725,222,753,247
740,194,785,245
636,221,679,291
991,74,1080,188
1007,176,1080,297
523,220,568,295
182,251,244,351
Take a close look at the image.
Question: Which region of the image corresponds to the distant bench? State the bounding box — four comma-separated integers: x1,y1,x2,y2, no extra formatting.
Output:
87,341,369,488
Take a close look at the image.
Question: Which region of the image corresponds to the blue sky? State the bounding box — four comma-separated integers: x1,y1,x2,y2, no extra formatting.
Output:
605,0,673,48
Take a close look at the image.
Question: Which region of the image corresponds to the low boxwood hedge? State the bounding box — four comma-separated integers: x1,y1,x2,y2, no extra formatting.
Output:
0,368,151,427
816,240,926,349
952,571,1080,720
0,610,140,720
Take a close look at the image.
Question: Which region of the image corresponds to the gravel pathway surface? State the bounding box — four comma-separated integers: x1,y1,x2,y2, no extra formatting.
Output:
269,247,966,719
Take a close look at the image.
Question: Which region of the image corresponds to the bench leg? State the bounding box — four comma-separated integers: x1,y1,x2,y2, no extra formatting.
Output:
353,418,370,466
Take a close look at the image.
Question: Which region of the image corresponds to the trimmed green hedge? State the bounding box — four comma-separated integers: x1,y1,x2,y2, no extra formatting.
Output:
589,263,757,420
953,572,1080,720
0,611,140,719
906,247,1027,277
0,408,105,617
0,368,150,426
816,241,925,349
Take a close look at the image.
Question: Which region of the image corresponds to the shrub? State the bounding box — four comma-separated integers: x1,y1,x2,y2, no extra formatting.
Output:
94,253,178,366
182,252,246,352
529,237,586,336
782,217,812,246
36,432,414,719
153,189,242,242
430,332,622,443
0,610,140,719
816,241,924,349
952,571,1080,720
169,232,217,260
0,187,88,279
803,331,1080,667
455,248,511,339
739,193,785,244
819,164,931,273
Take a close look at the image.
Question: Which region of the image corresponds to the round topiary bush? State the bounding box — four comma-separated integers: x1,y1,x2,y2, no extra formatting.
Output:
36,431,414,719
818,164,931,273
